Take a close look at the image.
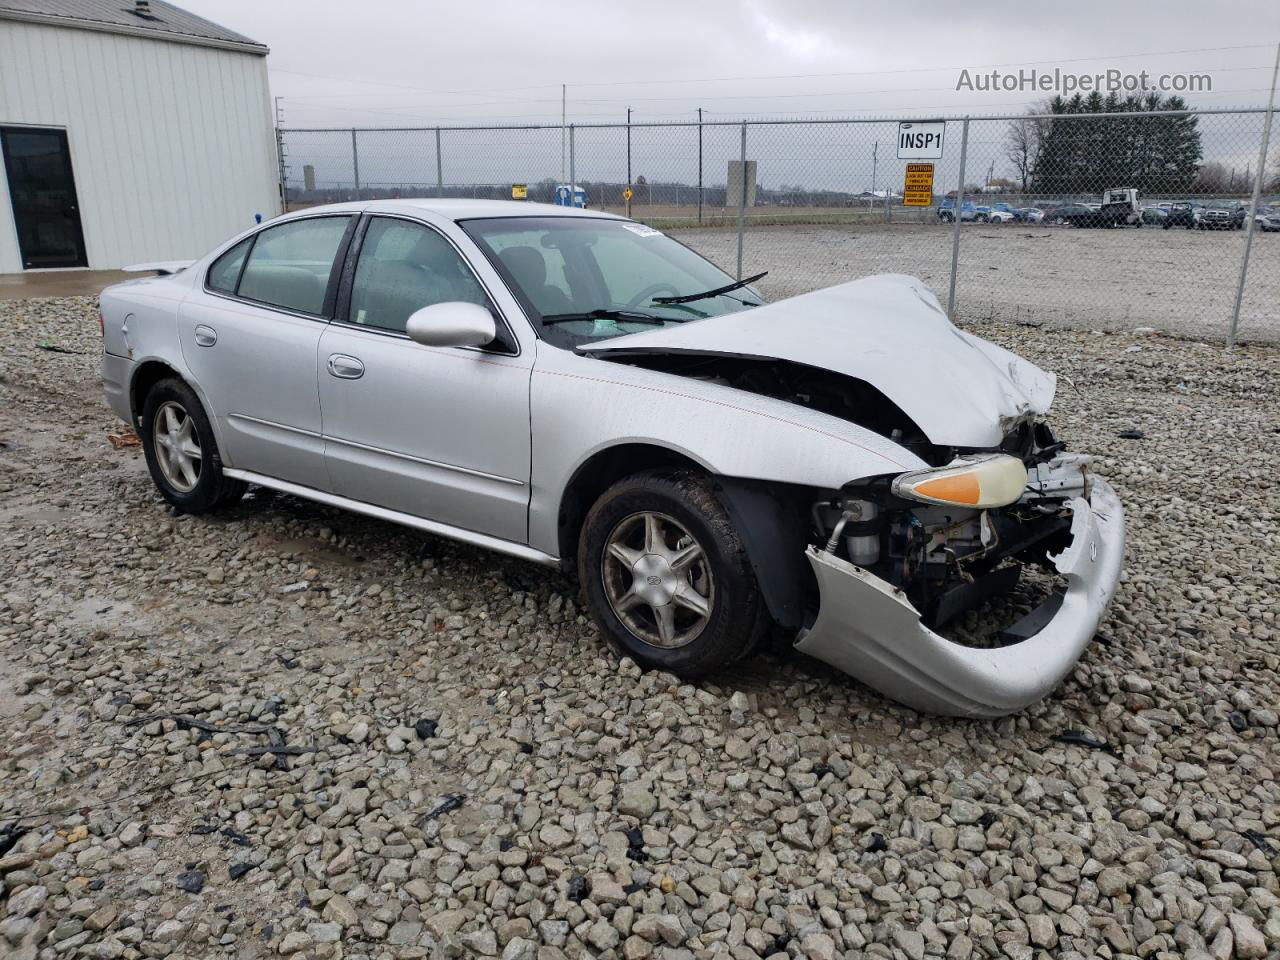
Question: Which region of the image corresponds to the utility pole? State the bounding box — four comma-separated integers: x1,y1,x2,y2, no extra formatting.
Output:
561,84,566,183
871,141,877,198
626,106,632,193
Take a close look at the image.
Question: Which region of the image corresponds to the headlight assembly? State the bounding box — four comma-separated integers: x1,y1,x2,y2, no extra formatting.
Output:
891,454,1027,509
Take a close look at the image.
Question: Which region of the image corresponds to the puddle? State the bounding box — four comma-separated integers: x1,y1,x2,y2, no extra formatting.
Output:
65,596,143,630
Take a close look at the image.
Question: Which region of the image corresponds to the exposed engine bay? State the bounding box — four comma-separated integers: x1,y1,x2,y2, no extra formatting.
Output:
811,434,1087,635
612,352,1084,636
810,472,1079,635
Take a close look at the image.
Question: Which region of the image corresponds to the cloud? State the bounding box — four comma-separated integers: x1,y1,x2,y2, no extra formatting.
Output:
743,0,826,58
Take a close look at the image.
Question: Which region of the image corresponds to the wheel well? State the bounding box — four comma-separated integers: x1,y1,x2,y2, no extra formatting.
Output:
557,443,704,566
129,361,180,425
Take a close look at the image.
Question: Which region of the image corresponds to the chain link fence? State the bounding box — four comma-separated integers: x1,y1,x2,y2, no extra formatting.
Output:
279,107,1278,343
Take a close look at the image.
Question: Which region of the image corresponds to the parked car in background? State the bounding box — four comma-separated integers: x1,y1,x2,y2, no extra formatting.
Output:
1141,205,1168,225
1076,187,1142,227
980,205,1017,223
1255,206,1280,232
937,198,977,222
1017,207,1045,223
1163,202,1201,229
1199,200,1246,231
98,199,1123,717
1044,203,1095,225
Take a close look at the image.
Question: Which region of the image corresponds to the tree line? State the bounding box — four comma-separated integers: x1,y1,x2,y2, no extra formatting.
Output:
1005,92,1205,196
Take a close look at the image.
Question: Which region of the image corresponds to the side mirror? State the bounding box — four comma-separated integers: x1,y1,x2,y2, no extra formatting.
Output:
405,302,497,348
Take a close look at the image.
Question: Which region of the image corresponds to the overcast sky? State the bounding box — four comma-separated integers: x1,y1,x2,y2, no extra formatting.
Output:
182,0,1280,128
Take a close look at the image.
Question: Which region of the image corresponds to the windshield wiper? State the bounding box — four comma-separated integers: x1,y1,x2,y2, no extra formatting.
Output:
541,308,671,326
652,271,768,305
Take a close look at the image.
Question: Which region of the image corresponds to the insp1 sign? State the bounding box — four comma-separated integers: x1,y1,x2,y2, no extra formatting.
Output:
897,121,945,159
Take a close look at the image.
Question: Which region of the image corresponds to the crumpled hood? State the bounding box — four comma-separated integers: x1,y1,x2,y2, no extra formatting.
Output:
581,274,1055,447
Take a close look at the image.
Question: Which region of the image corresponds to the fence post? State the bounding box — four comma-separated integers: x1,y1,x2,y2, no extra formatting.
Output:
1229,41,1280,347
275,127,288,213
435,128,443,199
736,122,747,279
351,129,360,201
569,124,576,205
945,118,970,320
697,108,704,224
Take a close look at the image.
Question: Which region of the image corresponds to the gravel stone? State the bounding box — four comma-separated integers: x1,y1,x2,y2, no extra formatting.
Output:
1,297,1279,960
617,782,658,819
5,887,46,918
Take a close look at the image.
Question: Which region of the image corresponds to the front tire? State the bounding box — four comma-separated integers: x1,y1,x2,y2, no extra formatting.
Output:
141,378,246,513
578,470,767,679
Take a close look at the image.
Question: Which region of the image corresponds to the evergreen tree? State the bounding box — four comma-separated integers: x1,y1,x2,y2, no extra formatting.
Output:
1028,93,1202,196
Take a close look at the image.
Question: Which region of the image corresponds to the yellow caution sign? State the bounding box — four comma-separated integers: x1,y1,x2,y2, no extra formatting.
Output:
511,183,528,200
902,163,934,206
623,186,634,201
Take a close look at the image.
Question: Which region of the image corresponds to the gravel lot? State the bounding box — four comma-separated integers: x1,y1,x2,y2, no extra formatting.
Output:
676,222,1280,343
1,295,1278,960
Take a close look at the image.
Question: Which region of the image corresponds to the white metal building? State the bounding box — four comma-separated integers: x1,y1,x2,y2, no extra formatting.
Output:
0,0,279,272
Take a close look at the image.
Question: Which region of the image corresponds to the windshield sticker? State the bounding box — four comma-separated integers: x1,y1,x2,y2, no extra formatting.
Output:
622,224,663,238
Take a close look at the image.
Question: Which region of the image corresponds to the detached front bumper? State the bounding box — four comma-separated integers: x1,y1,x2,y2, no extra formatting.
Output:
794,477,1124,717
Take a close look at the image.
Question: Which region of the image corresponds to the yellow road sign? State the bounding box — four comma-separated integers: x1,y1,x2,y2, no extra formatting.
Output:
623,186,634,201
902,162,934,206
511,183,528,200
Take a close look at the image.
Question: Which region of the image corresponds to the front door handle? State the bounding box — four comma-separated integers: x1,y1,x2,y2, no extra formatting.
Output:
193,324,217,347
327,354,365,380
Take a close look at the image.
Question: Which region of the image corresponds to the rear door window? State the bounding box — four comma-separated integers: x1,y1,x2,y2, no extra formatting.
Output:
236,216,352,315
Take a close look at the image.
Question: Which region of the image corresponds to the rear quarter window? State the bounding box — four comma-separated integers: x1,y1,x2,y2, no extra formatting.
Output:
207,237,251,294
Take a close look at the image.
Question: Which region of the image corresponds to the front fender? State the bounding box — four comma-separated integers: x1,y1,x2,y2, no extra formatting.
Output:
527,348,924,556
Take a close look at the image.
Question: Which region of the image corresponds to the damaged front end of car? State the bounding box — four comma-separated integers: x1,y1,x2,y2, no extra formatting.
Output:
795,426,1124,717
580,274,1124,716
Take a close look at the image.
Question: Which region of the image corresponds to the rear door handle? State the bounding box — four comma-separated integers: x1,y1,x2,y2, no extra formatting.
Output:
193,324,217,347
327,354,365,379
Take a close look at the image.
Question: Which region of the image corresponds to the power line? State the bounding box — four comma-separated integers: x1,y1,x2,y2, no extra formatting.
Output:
281,62,1278,102
281,86,1278,127
269,43,1275,100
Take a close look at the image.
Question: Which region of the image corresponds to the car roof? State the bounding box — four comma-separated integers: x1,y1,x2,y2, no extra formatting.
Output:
275,198,629,224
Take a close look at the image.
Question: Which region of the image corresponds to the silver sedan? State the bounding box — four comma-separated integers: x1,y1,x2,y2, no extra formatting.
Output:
100,200,1123,716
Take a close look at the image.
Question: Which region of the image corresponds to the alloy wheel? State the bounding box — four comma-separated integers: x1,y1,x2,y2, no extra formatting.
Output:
601,511,714,649
153,400,202,492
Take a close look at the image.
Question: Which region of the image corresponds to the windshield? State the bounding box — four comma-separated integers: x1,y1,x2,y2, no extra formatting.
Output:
459,216,762,348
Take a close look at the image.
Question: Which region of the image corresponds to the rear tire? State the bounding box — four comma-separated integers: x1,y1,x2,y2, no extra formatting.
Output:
141,378,246,514
578,470,768,679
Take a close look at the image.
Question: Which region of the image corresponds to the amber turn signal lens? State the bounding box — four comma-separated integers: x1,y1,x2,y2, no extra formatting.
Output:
911,472,981,505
